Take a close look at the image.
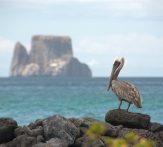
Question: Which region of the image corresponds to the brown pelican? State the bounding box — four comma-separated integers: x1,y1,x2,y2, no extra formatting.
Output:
107,57,142,111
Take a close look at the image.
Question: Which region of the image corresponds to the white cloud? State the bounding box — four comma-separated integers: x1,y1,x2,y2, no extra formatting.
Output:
2,0,163,18
75,34,163,56
0,37,14,53
0,38,30,76
74,34,163,76
87,59,99,67
0,35,162,77
0,37,15,76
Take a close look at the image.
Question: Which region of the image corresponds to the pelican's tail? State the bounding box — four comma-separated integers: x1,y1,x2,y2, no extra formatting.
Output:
134,99,142,108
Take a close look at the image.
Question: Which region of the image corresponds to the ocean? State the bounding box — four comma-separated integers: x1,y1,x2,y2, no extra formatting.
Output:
0,77,163,125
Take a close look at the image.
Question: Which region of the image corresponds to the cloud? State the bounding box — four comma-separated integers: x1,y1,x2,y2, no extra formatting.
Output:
75,34,163,55
0,37,15,76
0,34,162,77
74,33,163,76
0,37,14,53
2,0,163,18
87,59,99,67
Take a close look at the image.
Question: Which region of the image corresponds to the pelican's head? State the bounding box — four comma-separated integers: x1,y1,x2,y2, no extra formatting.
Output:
107,57,125,91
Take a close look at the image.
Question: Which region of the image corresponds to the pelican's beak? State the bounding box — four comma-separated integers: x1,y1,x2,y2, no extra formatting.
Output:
107,58,122,91
107,69,114,91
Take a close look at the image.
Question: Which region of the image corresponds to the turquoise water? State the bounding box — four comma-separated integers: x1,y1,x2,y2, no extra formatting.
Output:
0,77,163,125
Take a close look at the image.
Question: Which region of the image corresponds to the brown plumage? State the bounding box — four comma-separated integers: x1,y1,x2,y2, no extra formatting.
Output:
107,57,142,111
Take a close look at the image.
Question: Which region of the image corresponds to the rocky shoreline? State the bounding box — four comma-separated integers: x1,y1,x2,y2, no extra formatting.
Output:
0,109,163,147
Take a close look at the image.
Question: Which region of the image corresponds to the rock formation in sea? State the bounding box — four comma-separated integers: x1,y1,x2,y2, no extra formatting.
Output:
10,35,92,77
1,109,163,147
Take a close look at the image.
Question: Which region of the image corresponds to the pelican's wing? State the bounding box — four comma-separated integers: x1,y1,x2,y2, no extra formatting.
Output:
112,80,142,108
123,81,142,107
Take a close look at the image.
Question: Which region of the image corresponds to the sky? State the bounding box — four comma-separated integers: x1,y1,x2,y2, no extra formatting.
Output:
0,0,163,77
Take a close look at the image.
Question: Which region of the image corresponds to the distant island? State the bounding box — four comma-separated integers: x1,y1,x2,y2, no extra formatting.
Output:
10,35,92,77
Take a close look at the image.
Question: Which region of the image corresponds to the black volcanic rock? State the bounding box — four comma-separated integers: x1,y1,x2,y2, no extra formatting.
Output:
1,113,163,147
105,109,150,129
0,118,17,143
118,128,162,145
149,122,163,132
42,115,80,145
10,35,92,77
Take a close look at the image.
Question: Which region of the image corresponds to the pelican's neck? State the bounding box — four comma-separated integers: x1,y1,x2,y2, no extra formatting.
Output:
114,60,124,80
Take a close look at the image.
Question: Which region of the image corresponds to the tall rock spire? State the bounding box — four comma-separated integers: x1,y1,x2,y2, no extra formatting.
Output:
10,35,92,77
10,42,29,76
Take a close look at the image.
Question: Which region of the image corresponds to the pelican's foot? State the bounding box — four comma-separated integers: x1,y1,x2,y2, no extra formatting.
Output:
126,103,131,112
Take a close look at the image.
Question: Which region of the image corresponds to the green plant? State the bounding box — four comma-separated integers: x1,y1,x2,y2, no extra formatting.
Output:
86,123,155,147
86,122,105,140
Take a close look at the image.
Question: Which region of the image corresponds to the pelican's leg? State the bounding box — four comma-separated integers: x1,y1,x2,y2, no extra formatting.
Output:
118,100,122,110
127,103,131,112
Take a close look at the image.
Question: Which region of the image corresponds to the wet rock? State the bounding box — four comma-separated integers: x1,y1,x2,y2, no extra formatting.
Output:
1,113,163,147
15,126,43,138
70,117,123,138
80,127,88,136
74,136,90,147
118,128,162,147
149,122,163,132
69,117,102,128
46,138,68,147
4,135,37,147
89,139,105,147
36,135,44,143
70,118,105,136
23,126,43,137
159,131,163,141
74,136,105,147
43,115,80,145
105,109,150,129
0,118,17,143
104,123,123,137
32,143,46,147
28,119,43,130
15,127,25,137
13,125,44,146
33,138,68,147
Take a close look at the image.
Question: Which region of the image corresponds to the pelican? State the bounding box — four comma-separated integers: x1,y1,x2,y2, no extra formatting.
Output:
107,57,142,111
